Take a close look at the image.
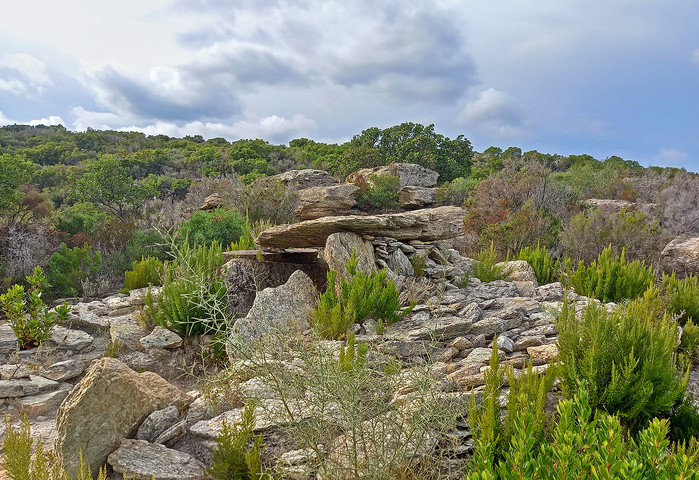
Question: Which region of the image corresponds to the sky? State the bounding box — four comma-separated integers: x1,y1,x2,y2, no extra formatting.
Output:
1,1,698,171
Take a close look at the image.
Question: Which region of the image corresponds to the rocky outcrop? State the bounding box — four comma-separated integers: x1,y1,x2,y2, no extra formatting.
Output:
295,184,359,220
323,231,377,278
345,163,439,188
256,206,464,248
661,235,699,278
228,270,319,358
56,358,191,479
277,169,339,189
198,193,222,210
398,186,436,209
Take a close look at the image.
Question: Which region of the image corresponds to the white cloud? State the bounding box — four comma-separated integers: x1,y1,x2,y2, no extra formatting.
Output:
655,148,688,167
459,88,524,138
0,110,11,124
0,110,64,127
0,53,52,95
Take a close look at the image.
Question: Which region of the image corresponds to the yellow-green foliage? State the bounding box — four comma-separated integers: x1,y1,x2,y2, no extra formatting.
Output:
473,242,511,282
515,243,559,285
556,287,688,432
565,245,655,302
662,272,699,326
228,218,274,251
311,251,405,339
2,414,110,480
339,332,369,372
123,255,164,292
206,402,268,480
467,385,699,480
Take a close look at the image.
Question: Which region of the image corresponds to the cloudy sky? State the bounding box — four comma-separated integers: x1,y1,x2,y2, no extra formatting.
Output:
1,1,698,170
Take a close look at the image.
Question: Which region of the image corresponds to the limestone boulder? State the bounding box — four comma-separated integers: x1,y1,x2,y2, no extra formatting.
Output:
496,260,539,287
256,206,465,248
277,169,339,189
398,186,436,209
228,270,319,358
661,235,699,278
295,184,359,220
56,357,191,479
323,231,377,278
346,163,439,188
199,193,222,210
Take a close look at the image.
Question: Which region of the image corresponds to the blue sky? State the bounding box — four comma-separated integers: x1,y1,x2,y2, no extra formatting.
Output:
1,1,698,171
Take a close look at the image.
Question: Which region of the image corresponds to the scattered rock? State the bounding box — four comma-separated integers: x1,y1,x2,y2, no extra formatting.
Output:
136,405,181,443
56,357,191,479
108,438,206,480
661,235,699,278
323,231,377,278
110,323,149,351
0,375,59,398
398,186,436,209
527,344,559,363
45,325,93,351
199,193,222,210
140,327,184,350
277,169,339,189
0,324,18,354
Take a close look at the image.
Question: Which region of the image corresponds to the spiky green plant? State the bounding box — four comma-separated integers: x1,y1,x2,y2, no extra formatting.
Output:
515,243,560,285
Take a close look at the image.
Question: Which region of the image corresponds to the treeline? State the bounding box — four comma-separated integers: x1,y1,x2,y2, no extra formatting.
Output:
1,122,698,299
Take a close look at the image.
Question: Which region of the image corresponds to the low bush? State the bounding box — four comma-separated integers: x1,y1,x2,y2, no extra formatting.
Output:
145,240,227,337
122,256,164,292
2,414,111,480
355,173,400,212
311,251,405,339
555,287,688,432
680,319,699,362
176,208,246,247
0,266,70,348
669,392,699,444
661,272,699,326
514,243,559,285
207,402,269,480
435,176,476,206
565,245,655,303
472,242,511,283
467,385,699,480
46,242,102,298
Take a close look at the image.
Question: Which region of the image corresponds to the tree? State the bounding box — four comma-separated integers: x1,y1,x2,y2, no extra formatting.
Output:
0,154,35,218
69,155,152,220
340,122,473,182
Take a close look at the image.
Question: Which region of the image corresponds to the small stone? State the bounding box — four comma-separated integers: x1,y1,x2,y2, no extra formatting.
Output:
496,336,514,353
108,439,206,480
0,324,18,354
449,336,473,351
18,386,71,415
514,336,546,351
527,344,558,363
140,327,183,350
137,405,181,443
463,347,498,365
45,326,93,351
437,347,459,363
0,375,59,398
43,359,89,382
0,364,34,380
111,323,149,351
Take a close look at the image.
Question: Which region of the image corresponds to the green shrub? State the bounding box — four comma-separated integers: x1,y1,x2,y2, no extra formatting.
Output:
206,402,269,480
680,318,699,362
145,240,227,336
177,208,246,247
435,176,476,206
46,242,102,298
355,173,400,212
515,243,559,285
669,392,699,444
662,272,699,326
468,340,554,468
556,287,688,432
473,242,511,282
0,266,70,348
338,332,369,372
123,256,164,292
565,245,655,303
311,251,406,339
228,218,274,251
2,414,110,480
467,384,699,480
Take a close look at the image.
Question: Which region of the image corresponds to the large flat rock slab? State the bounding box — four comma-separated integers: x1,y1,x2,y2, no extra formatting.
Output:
256,206,465,248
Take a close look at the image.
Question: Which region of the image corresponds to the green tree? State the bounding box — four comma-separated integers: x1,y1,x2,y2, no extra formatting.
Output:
340,122,473,182
0,154,34,217
69,155,153,220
